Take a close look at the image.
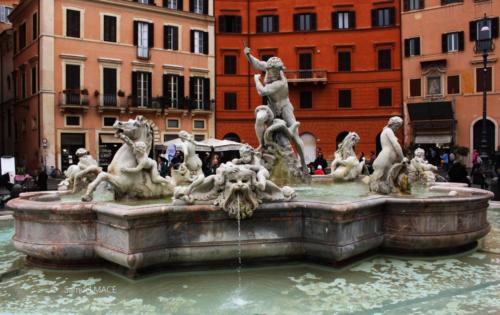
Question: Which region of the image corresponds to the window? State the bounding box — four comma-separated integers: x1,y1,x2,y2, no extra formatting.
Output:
338,51,351,71
137,0,155,4
332,11,355,29
163,74,184,108
409,78,421,97
403,0,424,11
164,0,182,10
191,30,208,54
378,88,392,106
427,76,442,95
294,13,316,32
164,133,177,141
190,77,210,110
132,71,152,107
66,9,81,38
338,90,351,108
224,55,237,75
470,18,498,41
194,134,205,141
163,25,179,50
32,13,37,40
378,49,391,70
193,119,205,129
476,67,492,92
446,75,460,94
442,32,463,52
103,68,117,106
103,15,117,42
442,0,462,5
224,92,237,110
299,53,312,78
190,0,208,15
103,117,117,127
134,21,153,58
299,91,312,108
0,6,13,23
21,71,26,99
31,66,37,95
372,8,395,27
65,115,81,126
65,64,81,104
257,15,279,33
404,37,420,57
167,119,179,128
219,15,242,33
19,23,26,49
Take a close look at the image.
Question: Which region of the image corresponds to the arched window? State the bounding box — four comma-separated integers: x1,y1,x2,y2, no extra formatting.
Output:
473,119,496,156
223,133,241,143
301,132,316,164
336,131,349,149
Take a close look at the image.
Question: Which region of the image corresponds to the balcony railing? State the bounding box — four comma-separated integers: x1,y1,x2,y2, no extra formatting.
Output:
285,69,328,84
59,90,89,111
127,95,213,114
97,94,127,113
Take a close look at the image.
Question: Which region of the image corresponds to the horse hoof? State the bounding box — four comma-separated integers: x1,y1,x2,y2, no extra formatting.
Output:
81,195,92,202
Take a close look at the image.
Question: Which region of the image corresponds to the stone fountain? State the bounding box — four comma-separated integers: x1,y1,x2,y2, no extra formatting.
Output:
7,49,492,277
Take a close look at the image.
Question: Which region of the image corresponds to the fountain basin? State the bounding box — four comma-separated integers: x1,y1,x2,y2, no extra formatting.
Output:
7,184,492,276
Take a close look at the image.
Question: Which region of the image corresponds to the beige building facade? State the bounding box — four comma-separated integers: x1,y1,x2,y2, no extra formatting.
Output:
402,0,500,161
10,0,215,171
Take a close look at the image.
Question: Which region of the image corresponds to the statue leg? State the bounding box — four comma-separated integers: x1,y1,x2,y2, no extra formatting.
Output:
72,166,100,193
255,109,269,150
281,106,307,172
81,172,119,201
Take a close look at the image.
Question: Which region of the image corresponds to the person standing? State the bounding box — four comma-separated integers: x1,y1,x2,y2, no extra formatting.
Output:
37,167,48,191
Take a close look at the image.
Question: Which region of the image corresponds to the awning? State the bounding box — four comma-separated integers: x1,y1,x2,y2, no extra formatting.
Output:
162,138,212,152
407,102,454,121
100,134,123,144
414,135,452,144
199,138,243,152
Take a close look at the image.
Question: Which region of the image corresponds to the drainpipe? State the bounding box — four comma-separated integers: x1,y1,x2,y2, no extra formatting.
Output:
399,8,405,147
38,0,42,168
0,34,4,155
247,0,251,110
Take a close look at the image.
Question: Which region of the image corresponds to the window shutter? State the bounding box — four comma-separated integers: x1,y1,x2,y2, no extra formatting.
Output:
311,14,317,30
404,39,410,57
178,75,185,107
403,0,409,11
189,77,195,107
148,23,154,47
389,8,395,25
293,14,299,31
148,0,155,5
203,31,209,54
419,0,425,9
469,21,477,41
219,16,226,32
178,0,183,10
349,11,356,28
163,25,168,49
256,16,263,33
147,72,152,106
189,0,194,12
416,38,421,55
492,17,499,38
458,31,464,51
133,21,138,45
190,30,195,52
236,16,242,33
163,74,170,105
131,72,138,100
173,26,179,50
203,78,210,108
203,0,208,15
371,9,377,27
274,15,279,32
442,33,448,53
332,12,338,29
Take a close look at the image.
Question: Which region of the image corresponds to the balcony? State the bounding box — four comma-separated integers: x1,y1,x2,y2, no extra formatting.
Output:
59,90,89,112
97,94,127,114
127,96,163,116
189,99,213,115
285,69,328,85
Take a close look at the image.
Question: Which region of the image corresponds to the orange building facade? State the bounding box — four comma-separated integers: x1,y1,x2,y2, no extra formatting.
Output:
10,0,215,171
402,0,500,162
215,0,402,162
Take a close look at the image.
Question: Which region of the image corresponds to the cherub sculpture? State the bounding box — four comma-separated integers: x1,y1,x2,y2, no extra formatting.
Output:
408,148,438,185
120,141,171,186
331,132,365,181
58,148,101,193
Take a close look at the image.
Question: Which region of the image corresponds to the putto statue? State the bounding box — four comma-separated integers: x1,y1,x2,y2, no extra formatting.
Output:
58,148,101,193
331,132,365,181
174,144,296,219
408,148,438,185
244,47,309,184
369,117,410,194
81,116,173,201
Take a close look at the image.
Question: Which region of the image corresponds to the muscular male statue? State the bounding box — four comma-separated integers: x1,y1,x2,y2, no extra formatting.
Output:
244,47,307,172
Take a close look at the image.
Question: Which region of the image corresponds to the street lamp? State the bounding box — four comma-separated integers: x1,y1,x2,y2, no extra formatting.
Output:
474,15,494,163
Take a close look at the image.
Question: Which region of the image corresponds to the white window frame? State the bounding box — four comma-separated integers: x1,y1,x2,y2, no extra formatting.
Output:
476,19,492,41
446,32,459,52
299,14,312,31
193,77,204,109
408,37,419,56
193,30,204,54
102,116,118,128
408,0,421,11
0,6,13,24
376,8,390,27
166,0,178,9
337,12,349,29
193,119,206,130
164,24,181,50
166,118,180,129
100,13,120,43
137,71,150,107
63,7,84,39
64,115,82,128
193,0,204,14
262,16,275,33
137,21,149,58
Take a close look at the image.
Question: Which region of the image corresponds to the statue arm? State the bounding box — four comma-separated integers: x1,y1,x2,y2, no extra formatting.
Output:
245,49,267,72
122,159,147,173
388,130,404,160
254,78,282,97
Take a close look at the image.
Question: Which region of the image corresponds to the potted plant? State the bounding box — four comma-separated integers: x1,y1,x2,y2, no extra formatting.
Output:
81,88,89,96
117,90,125,97
94,90,100,98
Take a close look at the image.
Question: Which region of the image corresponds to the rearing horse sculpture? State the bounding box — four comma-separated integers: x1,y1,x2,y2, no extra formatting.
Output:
82,116,173,201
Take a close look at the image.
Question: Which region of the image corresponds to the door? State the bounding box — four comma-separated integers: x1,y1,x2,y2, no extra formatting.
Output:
103,68,117,106
60,133,85,171
65,64,80,104
299,53,312,79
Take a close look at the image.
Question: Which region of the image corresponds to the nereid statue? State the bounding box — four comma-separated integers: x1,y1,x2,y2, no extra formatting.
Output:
408,148,438,185
81,116,173,201
244,47,309,184
369,117,410,194
174,144,296,219
58,148,101,192
331,132,365,181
